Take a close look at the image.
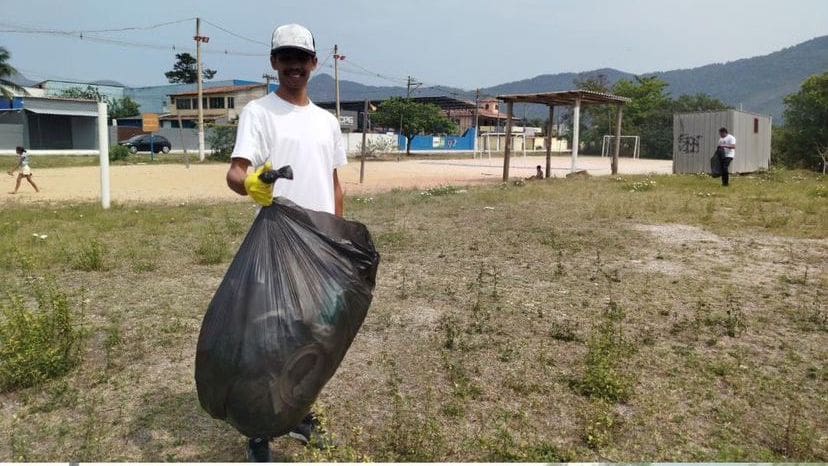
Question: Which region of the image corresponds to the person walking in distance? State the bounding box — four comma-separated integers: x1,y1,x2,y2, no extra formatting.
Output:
225,23,345,462
717,127,736,186
8,146,39,194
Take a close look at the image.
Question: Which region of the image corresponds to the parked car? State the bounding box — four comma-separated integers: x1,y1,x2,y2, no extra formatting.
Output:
118,134,171,154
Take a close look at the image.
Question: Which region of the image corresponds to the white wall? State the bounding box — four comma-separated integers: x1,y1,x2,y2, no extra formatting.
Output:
341,133,398,155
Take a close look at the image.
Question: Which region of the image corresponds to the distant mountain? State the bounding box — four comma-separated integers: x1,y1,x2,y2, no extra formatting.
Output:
5,70,37,87
654,35,828,121
311,35,828,122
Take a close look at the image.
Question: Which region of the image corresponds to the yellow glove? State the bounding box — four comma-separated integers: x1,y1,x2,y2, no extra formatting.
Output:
244,162,275,207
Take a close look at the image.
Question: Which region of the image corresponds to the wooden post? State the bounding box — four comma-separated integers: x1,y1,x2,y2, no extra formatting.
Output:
545,105,554,178
612,104,623,175
360,99,368,184
571,96,581,173
502,100,514,181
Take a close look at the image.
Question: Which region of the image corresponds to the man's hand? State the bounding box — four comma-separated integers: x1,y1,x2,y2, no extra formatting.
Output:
244,162,275,206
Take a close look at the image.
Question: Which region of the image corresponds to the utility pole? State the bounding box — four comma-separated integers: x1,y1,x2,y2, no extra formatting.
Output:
473,88,480,158
360,99,368,184
406,75,422,98
262,73,277,96
334,45,342,122
398,75,421,157
194,17,209,162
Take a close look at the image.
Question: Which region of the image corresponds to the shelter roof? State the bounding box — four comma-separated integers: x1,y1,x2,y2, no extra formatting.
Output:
497,90,630,106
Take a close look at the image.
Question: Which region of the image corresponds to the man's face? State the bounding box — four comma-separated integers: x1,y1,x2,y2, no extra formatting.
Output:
271,49,317,90
719,130,727,137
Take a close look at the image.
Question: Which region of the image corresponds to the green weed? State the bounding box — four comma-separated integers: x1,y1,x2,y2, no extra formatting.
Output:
0,282,84,391
71,240,108,271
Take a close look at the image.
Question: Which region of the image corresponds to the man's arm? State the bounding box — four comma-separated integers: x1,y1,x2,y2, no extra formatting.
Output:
333,169,344,218
227,157,251,195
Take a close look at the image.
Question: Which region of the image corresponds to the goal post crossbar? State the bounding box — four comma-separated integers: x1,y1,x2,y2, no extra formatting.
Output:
601,135,640,159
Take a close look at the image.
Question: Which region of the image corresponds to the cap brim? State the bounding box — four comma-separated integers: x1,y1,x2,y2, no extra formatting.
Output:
271,46,316,56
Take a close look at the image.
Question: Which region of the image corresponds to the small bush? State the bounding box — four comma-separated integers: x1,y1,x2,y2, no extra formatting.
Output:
72,240,107,271
206,124,237,162
108,145,130,162
0,283,84,391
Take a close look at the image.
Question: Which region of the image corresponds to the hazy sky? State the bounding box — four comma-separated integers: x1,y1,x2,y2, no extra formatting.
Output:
2,0,827,89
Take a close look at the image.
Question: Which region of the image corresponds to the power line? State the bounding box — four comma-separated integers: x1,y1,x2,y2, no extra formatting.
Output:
338,58,408,85
201,18,269,47
6,19,492,99
0,18,195,34
316,47,336,69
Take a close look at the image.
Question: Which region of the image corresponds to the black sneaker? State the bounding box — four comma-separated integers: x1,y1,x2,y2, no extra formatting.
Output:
247,437,272,462
288,413,334,449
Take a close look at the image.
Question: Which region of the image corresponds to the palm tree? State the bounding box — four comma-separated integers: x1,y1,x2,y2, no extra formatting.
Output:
0,46,27,100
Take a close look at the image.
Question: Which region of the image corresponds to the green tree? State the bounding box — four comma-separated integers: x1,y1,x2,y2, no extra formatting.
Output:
59,85,106,101
371,97,458,155
670,93,729,113
165,53,216,84
0,46,27,100
109,96,140,119
774,72,828,171
571,75,730,159
572,73,614,154
611,76,673,158
59,87,141,119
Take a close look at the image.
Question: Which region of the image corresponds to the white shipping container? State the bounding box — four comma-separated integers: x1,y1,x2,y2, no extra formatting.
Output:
673,110,772,174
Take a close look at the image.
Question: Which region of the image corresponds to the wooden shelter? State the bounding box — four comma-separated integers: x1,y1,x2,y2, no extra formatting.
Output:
497,90,631,180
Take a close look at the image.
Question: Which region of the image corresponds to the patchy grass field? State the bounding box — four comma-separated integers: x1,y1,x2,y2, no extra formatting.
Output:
0,169,825,462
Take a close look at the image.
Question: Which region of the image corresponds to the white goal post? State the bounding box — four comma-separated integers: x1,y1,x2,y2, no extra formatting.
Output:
601,135,640,159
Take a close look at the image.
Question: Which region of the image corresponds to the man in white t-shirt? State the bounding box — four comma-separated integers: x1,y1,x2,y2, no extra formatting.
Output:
717,127,736,186
224,23,345,462
226,25,346,216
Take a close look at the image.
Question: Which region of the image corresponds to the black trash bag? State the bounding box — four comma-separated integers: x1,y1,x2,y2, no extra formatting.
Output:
711,147,725,177
195,197,380,439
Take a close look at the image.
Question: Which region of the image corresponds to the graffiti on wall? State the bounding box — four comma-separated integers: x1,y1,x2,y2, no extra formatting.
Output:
678,133,703,154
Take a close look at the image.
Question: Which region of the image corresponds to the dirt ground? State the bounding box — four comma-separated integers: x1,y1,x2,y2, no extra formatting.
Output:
0,155,672,204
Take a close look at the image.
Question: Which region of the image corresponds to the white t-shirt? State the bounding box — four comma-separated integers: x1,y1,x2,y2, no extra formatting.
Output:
231,94,347,214
718,134,736,158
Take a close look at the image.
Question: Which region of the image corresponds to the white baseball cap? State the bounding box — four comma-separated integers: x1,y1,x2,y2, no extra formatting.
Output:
271,24,316,56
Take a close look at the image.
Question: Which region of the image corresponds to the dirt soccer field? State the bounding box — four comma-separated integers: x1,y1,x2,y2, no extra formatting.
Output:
0,155,671,204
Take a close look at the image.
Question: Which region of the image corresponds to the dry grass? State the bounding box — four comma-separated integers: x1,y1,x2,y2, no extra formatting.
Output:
0,169,825,461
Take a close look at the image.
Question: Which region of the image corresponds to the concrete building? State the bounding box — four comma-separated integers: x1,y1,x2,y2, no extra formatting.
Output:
673,110,772,174
164,83,268,127
0,96,100,150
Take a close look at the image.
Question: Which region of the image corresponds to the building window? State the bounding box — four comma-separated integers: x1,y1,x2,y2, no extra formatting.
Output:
209,97,225,109
485,104,489,110
227,97,235,109
191,98,197,108
175,98,192,110
203,97,208,108
754,118,759,133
